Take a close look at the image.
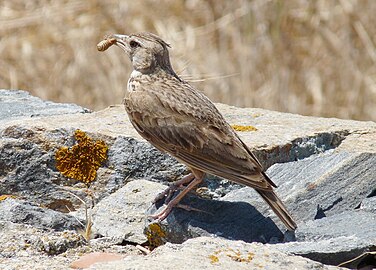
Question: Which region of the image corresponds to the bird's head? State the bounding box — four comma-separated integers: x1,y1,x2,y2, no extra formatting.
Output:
99,32,175,75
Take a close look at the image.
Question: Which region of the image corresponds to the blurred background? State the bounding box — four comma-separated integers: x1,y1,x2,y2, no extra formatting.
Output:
1,0,376,120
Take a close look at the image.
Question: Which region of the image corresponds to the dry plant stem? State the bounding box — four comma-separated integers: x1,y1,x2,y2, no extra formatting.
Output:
337,251,376,267
57,190,93,241
136,245,151,255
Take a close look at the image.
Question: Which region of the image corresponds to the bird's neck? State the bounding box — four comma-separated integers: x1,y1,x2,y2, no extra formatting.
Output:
130,69,144,78
130,67,182,82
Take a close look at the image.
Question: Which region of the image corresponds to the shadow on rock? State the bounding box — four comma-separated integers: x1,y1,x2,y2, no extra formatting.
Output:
146,193,289,245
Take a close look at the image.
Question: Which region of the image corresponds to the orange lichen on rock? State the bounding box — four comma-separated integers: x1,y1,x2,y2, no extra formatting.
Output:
145,222,167,248
0,194,17,201
231,124,258,132
55,130,108,185
209,254,219,264
209,248,254,264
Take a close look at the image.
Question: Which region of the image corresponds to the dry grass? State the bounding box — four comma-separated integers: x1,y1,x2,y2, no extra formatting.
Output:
1,0,376,120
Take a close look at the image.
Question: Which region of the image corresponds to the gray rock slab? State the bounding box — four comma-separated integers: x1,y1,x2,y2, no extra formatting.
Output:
0,221,84,269
270,151,375,222
296,210,376,242
215,104,376,168
146,192,287,245
1,90,375,269
2,96,375,170
0,124,184,211
274,210,376,266
0,89,89,121
92,179,166,243
89,236,343,270
0,221,142,270
0,198,82,231
0,126,105,212
360,196,376,213
222,150,376,225
107,136,186,189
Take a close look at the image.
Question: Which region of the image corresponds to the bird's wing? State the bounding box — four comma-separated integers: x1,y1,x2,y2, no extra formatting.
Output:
125,78,274,191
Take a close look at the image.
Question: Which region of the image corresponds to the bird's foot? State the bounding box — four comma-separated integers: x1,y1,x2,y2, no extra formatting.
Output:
149,202,211,221
150,175,203,221
148,202,176,221
175,204,212,215
153,173,195,204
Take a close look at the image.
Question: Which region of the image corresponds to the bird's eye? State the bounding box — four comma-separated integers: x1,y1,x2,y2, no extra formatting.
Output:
129,40,140,48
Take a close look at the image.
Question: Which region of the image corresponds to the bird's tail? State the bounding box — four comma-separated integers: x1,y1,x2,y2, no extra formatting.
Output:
256,189,297,231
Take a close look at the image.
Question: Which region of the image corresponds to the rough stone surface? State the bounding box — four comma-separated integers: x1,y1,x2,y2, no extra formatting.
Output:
360,196,376,213
89,237,343,270
0,89,89,120
222,150,376,223
146,191,287,245
0,221,84,269
92,179,166,243
274,210,376,266
0,198,82,231
0,221,141,270
1,90,375,269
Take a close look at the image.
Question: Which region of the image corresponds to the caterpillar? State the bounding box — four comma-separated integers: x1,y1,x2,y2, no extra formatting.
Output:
97,38,116,51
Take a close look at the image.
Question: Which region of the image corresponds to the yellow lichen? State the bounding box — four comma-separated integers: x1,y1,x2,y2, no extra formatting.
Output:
226,249,254,262
55,130,108,185
145,223,167,248
0,194,17,201
231,125,258,132
209,248,254,264
209,254,219,264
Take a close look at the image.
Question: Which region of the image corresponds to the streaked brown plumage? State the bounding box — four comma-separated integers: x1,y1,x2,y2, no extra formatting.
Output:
98,32,297,230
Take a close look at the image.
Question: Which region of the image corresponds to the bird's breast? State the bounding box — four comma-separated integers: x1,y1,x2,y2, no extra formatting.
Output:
124,77,158,118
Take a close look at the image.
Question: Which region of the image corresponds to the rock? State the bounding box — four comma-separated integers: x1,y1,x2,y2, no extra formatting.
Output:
0,89,89,120
274,210,376,266
222,150,376,224
71,252,124,269
145,192,286,245
34,230,85,256
214,103,376,169
0,198,82,231
0,221,140,270
88,236,343,270
1,90,376,269
296,210,376,242
92,179,166,243
360,196,376,214
218,151,376,266
0,221,85,269
145,149,375,248
106,136,186,192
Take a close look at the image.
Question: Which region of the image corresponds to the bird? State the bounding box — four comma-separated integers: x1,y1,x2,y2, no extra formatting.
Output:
97,32,297,230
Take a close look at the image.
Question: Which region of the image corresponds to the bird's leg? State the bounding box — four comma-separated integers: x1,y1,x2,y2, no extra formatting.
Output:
150,169,205,221
153,173,195,204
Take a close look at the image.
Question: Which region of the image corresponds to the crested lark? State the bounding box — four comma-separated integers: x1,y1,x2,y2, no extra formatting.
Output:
98,32,297,230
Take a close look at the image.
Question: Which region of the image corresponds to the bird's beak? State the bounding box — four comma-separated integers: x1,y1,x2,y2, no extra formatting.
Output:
112,34,129,40
111,34,130,54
